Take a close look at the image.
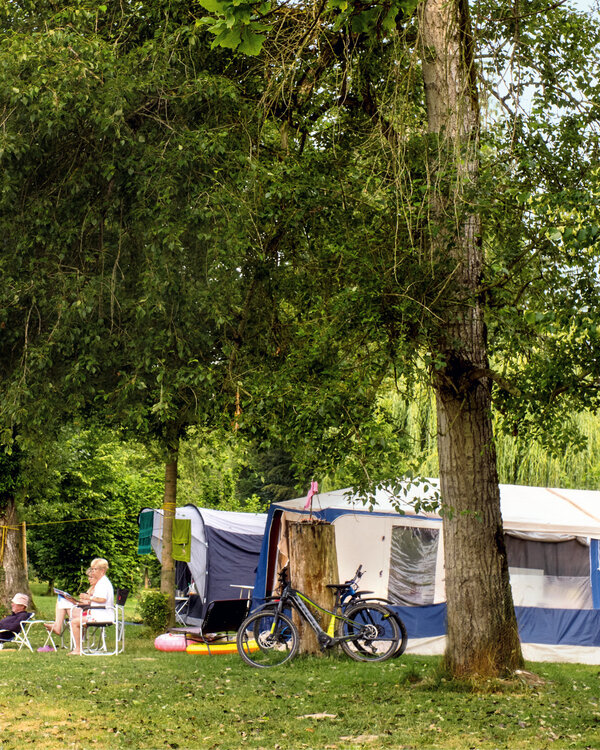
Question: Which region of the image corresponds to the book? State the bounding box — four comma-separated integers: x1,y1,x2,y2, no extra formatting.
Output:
53,588,77,603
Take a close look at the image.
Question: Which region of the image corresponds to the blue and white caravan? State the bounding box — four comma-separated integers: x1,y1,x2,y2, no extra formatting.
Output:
141,505,267,625
254,481,600,664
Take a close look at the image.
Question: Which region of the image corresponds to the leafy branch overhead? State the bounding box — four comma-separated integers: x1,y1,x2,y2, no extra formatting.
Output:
195,0,420,54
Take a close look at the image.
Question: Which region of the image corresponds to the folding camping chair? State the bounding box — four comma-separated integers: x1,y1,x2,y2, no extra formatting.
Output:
80,587,128,656
170,598,250,654
37,620,69,652
0,613,36,652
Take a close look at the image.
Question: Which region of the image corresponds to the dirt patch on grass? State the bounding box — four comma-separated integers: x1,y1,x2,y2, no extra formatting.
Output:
0,703,123,749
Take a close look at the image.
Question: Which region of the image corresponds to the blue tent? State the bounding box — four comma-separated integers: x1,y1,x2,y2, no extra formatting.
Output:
140,505,267,625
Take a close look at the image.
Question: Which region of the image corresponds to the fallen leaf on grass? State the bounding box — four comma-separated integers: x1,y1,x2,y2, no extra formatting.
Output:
297,713,338,720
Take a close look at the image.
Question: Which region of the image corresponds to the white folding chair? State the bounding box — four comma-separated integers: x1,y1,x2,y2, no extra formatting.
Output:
80,588,128,656
0,613,36,651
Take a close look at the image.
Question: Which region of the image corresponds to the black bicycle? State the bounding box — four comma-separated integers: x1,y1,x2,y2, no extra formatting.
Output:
236,567,402,667
249,564,408,659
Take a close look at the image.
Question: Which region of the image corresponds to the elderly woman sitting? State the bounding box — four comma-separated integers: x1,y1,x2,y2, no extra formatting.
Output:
45,558,114,655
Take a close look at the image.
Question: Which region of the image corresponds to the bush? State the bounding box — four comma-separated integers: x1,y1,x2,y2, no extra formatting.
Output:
137,590,170,634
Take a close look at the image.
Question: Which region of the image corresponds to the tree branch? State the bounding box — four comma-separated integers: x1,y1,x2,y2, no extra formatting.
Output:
469,367,522,396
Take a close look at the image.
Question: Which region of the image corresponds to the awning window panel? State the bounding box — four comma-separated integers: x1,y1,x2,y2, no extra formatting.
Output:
507,536,592,609
388,526,439,605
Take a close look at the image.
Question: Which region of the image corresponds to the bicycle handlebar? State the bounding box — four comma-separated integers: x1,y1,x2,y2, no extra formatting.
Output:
343,565,364,587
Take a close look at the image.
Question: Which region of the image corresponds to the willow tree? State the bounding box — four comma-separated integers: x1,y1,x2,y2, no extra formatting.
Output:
198,0,600,676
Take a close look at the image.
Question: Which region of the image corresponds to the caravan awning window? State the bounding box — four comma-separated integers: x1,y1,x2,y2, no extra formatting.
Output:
506,535,593,609
389,526,439,605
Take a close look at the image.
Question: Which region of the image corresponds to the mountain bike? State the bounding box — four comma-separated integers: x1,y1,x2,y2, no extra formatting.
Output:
249,564,408,660
236,567,402,667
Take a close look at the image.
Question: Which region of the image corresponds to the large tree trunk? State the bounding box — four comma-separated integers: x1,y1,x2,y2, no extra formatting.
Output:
160,446,178,628
0,498,33,610
419,0,523,676
288,521,338,654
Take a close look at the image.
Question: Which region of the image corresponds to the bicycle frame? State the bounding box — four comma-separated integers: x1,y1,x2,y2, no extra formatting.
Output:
266,583,375,650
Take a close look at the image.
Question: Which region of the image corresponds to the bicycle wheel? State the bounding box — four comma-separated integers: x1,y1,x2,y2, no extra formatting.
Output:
357,599,408,657
237,611,299,668
349,597,408,657
391,612,408,657
338,602,400,662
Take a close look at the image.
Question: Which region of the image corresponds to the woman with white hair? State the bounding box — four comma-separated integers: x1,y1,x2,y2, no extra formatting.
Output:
68,558,114,655
43,558,114,655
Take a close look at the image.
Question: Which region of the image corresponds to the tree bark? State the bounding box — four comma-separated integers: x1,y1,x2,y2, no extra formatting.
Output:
160,446,178,628
419,0,523,676
0,498,33,610
288,521,338,654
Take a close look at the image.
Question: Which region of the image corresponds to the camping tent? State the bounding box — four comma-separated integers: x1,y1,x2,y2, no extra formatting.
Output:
140,505,267,625
254,481,600,664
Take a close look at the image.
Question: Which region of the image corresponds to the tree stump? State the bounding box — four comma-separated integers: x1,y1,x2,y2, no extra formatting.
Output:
288,521,338,655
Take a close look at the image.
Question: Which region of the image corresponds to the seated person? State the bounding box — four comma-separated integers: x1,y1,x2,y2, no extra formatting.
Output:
41,570,94,653
44,566,96,639
0,593,31,644
68,558,114,656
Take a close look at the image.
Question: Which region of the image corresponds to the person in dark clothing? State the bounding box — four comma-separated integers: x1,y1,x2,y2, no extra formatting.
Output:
0,593,31,644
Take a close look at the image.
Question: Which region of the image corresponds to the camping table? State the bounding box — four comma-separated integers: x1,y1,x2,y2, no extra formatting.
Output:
229,585,254,600
175,597,189,625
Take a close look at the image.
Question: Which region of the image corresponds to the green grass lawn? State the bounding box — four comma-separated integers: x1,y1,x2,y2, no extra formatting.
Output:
3,585,599,749
1,623,600,750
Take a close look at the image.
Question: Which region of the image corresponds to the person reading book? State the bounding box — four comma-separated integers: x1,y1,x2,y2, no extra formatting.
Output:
69,558,114,655
44,558,114,655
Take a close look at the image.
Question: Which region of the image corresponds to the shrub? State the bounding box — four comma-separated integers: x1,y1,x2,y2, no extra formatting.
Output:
137,590,170,634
